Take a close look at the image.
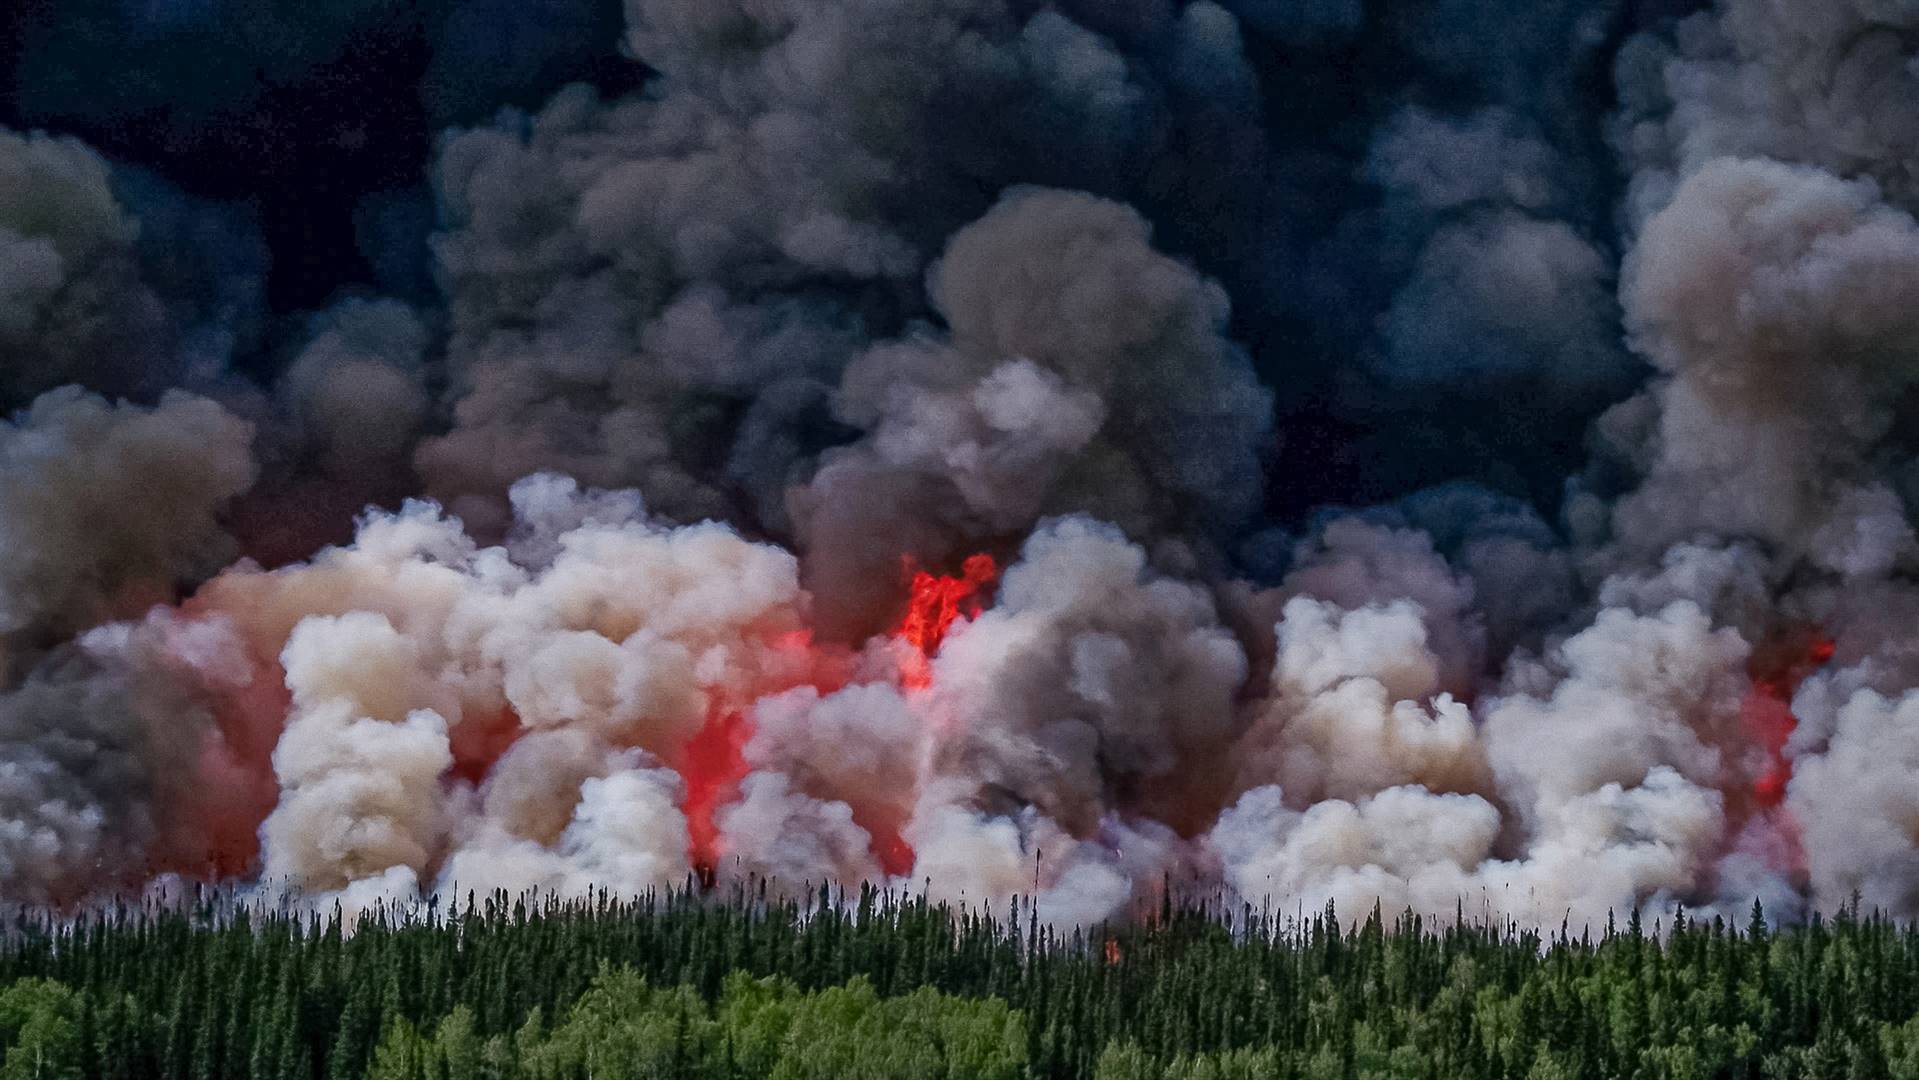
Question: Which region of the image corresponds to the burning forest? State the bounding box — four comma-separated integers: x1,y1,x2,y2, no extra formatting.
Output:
5,0,1919,938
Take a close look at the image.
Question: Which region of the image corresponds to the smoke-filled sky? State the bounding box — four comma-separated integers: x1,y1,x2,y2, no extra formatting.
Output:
3,0,1919,929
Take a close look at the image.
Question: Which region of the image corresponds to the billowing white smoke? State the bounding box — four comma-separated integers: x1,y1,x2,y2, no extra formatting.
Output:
440,756,693,904
1211,600,1746,930
1788,688,1919,914
1232,596,1485,807
152,501,1256,919
264,611,458,892
1579,0,1919,920
1607,158,1919,576
912,517,1248,834
184,474,816,904
742,683,923,883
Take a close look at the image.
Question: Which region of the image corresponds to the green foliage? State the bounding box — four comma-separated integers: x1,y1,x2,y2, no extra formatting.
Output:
1,890,1918,1077
0,978,83,1080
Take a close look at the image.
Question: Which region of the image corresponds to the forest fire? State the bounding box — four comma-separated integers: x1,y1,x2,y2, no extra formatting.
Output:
672,555,1000,883
895,554,999,690
449,705,524,787
8,0,1919,956
1741,629,1835,807
680,709,752,883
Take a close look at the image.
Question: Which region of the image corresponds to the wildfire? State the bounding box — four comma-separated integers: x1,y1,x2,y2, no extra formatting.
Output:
680,709,751,883
868,826,915,878
450,705,525,786
597,555,1004,887
1741,629,1835,807
895,553,1000,690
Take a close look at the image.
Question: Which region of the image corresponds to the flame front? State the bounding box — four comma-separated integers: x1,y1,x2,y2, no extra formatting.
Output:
1727,628,1836,883
670,555,1000,884
1742,630,1835,808
680,709,751,883
895,554,1000,691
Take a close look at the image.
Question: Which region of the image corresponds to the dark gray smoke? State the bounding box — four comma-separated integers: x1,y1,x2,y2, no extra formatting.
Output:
0,130,264,404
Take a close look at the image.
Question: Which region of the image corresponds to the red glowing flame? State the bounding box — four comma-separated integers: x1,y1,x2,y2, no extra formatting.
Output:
1741,631,1835,807
680,709,752,883
1104,938,1123,965
867,824,916,878
146,628,287,884
450,705,525,787
807,552,1004,878
896,554,999,691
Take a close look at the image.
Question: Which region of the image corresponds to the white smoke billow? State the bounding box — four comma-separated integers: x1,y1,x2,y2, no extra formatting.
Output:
14,0,1919,934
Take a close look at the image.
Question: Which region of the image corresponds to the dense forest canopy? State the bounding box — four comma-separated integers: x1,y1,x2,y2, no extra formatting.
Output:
3,887,1919,1078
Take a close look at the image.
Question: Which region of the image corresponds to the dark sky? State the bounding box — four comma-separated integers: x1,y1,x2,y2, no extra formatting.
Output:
0,0,641,310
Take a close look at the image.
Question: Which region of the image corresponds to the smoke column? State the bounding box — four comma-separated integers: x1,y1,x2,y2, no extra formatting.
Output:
9,0,1919,929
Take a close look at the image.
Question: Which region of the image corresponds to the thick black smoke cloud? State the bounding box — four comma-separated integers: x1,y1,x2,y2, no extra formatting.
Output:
15,0,1919,929
2,0,1660,509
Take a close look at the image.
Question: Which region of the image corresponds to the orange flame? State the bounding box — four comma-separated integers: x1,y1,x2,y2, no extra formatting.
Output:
680,709,751,884
144,625,286,884
1104,938,1123,965
895,554,999,690
450,705,525,786
843,552,1002,877
868,826,916,878
1741,630,1834,807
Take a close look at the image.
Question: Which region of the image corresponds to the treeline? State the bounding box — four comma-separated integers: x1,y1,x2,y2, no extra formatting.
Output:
3,883,1919,1077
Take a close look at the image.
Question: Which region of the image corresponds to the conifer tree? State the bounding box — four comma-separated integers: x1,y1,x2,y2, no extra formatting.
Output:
327,975,377,1080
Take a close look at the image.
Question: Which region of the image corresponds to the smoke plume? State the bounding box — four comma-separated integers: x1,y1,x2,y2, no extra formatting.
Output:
13,0,1919,932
